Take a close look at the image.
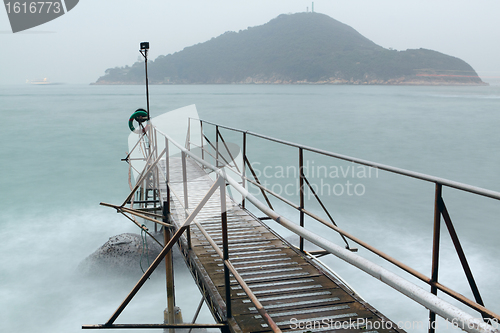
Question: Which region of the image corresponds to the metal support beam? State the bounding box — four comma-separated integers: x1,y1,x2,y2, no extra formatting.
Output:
299,148,305,252
122,148,166,207
187,297,205,333
244,155,274,210
217,129,240,173
216,126,219,168
83,323,227,330
103,225,189,327
440,197,487,318
200,120,204,161
181,151,191,249
220,179,231,319
242,132,247,209
429,183,442,333
302,175,352,250
100,202,172,228
163,202,176,333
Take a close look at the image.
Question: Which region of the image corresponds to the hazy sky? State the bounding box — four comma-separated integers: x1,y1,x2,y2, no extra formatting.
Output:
1,0,499,85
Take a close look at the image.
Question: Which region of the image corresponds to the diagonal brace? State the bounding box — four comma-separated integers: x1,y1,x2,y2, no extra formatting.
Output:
121,148,166,207
439,197,488,318
103,176,225,326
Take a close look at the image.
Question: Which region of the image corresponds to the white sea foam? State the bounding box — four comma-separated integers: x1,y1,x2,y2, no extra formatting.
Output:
2,84,499,332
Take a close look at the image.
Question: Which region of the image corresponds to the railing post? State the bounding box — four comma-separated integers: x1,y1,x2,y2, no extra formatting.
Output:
200,120,204,161
154,129,159,233
181,151,191,249
429,182,442,333
242,132,247,209
166,137,170,203
216,126,220,168
142,178,146,209
165,137,169,178
220,176,231,319
299,148,305,252
154,185,158,233
185,118,191,150
162,135,175,332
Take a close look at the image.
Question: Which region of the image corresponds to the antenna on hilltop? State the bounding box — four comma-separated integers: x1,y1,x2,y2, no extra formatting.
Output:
312,2,314,12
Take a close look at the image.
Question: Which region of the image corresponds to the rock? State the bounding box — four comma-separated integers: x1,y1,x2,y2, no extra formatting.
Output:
79,232,182,276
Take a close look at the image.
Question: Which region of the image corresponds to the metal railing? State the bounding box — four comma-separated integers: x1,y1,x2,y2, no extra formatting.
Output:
84,118,500,333
84,121,283,332
185,118,500,332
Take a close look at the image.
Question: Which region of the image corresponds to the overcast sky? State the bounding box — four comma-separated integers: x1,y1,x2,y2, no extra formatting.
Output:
1,0,499,85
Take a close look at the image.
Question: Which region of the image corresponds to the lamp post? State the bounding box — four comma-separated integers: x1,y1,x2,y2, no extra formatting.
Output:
140,42,150,120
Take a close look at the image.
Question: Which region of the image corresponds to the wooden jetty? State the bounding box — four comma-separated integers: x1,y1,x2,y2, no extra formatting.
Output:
83,112,500,333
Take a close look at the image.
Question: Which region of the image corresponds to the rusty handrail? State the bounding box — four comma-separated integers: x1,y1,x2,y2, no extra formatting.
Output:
194,119,500,322
197,119,500,200
182,144,499,319
157,121,499,333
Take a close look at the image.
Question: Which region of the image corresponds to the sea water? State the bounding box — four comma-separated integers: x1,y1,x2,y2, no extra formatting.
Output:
1,84,499,332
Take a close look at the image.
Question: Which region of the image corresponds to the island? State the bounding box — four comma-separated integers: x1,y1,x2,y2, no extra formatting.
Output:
94,12,485,85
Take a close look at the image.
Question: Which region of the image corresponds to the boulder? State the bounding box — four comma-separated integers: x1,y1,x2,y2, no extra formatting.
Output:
79,232,182,276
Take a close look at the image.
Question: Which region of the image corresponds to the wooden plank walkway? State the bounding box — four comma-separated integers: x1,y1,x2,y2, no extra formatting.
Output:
160,157,405,333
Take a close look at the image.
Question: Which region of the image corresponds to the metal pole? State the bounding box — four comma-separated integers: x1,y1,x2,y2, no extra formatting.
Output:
187,297,205,333
440,199,487,318
429,183,442,333
185,118,191,150
216,126,220,168
139,182,143,208
200,120,204,161
143,178,147,210
163,135,174,328
218,132,240,173
154,188,158,232
244,157,274,210
166,138,170,190
299,148,305,252
220,176,231,319
163,202,175,333
145,58,149,119
84,323,227,330
154,129,159,233
140,46,150,120
181,151,191,249
242,132,247,209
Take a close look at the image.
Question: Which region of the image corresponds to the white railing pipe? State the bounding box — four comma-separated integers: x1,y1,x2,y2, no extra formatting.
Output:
154,126,499,333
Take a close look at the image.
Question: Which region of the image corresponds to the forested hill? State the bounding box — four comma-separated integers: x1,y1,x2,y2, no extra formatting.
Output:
95,12,485,85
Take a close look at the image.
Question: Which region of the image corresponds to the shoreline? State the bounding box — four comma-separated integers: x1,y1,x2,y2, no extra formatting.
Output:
91,81,489,86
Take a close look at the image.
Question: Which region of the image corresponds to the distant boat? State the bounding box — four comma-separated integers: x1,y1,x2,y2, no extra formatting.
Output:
26,78,63,85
